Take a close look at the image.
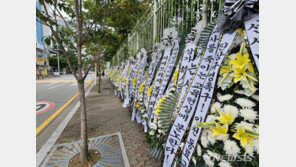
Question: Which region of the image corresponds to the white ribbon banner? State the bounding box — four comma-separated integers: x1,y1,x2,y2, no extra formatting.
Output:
163,26,221,167
152,40,180,118
244,14,259,71
181,31,236,167
133,55,148,123
144,52,163,104
147,46,173,125
131,55,145,121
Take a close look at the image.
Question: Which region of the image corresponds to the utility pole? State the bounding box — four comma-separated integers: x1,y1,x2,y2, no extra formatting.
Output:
57,46,60,75
57,50,60,75
95,64,97,85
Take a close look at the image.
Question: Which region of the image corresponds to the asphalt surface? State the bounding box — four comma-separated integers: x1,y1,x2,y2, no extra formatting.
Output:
36,74,94,128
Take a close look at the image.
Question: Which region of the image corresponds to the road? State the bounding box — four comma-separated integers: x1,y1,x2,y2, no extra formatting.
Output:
36,74,94,141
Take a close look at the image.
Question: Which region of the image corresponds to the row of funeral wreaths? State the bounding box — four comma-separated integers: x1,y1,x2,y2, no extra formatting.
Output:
106,1,259,166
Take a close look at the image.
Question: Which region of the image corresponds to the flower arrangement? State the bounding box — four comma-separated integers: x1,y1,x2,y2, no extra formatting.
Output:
188,34,259,167
218,34,258,96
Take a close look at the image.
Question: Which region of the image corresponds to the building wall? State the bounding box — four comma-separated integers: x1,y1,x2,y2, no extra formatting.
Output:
36,1,44,47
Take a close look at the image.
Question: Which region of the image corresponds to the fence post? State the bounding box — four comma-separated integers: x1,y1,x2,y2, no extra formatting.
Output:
202,0,208,28
153,0,157,43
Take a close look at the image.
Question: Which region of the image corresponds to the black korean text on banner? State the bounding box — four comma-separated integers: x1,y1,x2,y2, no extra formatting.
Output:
143,52,163,132
131,55,145,121
175,47,203,114
181,31,236,167
122,64,132,108
151,40,180,120
144,52,163,104
244,14,259,71
125,53,141,108
134,55,148,123
176,43,196,93
120,61,130,99
147,46,173,125
163,26,220,167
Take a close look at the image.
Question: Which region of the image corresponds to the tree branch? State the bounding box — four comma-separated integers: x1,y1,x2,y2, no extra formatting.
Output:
83,54,100,80
41,0,78,80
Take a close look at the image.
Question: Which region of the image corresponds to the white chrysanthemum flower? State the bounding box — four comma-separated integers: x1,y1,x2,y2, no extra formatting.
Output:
197,145,202,156
149,130,155,135
251,94,259,101
234,89,245,95
201,132,209,148
252,138,259,154
236,121,254,130
211,102,222,114
150,122,157,130
223,140,241,156
217,93,233,102
219,161,232,167
235,98,256,108
206,115,216,123
216,133,229,141
222,105,239,118
244,143,254,157
208,134,217,145
239,108,258,122
207,150,221,161
203,154,214,167
192,156,197,165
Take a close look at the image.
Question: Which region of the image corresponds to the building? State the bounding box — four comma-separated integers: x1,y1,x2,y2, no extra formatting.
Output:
36,1,50,78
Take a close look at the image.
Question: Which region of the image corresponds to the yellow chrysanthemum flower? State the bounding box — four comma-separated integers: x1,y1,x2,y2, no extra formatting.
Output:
139,82,145,92
232,66,248,83
210,123,228,137
230,53,250,68
136,103,142,110
147,85,153,97
233,127,255,147
145,74,148,78
124,77,128,84
216,112,235,125
154,109,160,115
172,68,179,82
220,64,233,75
237,29,244,36
132,78,137,85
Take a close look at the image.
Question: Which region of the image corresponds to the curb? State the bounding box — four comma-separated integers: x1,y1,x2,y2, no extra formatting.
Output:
36,81,95,167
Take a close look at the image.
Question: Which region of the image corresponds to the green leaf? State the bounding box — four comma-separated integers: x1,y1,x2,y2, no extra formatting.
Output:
44,37,51,45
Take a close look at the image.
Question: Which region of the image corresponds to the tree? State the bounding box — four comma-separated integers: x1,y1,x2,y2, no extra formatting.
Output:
36,0,110,162
37,0,150,162
49,56,68,72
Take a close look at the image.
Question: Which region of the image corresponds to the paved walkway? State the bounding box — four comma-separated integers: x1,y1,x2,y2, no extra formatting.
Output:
56,77,161,167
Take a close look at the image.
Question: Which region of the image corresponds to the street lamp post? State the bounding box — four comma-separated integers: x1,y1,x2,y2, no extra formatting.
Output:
57,50,60,75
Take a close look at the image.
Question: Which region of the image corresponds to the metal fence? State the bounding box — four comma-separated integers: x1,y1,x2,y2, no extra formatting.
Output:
112,0,220,66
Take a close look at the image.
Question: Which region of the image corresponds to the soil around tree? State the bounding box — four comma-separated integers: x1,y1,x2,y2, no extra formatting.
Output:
68,149,101,167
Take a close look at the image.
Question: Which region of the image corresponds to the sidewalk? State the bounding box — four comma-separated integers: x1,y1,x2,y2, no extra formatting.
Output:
56,77,161,167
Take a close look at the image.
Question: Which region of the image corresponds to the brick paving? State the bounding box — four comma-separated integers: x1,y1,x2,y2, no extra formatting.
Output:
57,77,161,167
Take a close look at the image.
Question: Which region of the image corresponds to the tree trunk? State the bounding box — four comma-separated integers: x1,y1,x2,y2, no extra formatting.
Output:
97,62,101,93
78,79,89,162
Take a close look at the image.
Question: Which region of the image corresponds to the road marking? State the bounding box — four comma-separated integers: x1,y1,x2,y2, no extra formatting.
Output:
47,82,67,89
36,81,95,167
37,80,92,83
36,81,93,135
45,82,56,87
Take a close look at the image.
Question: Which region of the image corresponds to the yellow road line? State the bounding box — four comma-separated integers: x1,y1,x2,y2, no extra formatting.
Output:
37,80,92,83
36,81,93,135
